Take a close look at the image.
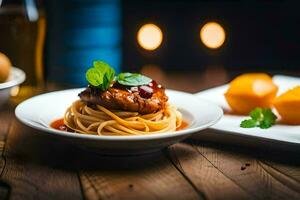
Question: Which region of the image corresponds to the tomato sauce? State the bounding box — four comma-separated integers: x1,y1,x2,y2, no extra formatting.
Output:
176,121,189,131
50,118,73,132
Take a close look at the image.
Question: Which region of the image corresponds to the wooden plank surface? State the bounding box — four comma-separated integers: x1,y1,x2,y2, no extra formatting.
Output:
0,118,83,200
78,151,200,200
261,148,300,184
259,162,300,195
168,143,251,200
0,104,14,200
265,163,300,183
190,140,300,200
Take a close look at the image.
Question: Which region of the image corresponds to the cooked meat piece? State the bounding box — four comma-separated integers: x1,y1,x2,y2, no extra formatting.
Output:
79,81,168,114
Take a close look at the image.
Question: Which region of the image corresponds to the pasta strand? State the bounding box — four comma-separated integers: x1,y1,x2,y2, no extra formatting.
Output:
64,100,182,136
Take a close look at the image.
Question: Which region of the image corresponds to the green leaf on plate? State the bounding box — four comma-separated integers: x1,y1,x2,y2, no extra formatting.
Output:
240,107,277,129
117,72,152,86
85,61,115,91
240,119,257,128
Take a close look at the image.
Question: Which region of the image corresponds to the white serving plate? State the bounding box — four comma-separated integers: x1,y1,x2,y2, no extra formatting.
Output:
195,75,300,145
0,67,26,106
15,89,223,155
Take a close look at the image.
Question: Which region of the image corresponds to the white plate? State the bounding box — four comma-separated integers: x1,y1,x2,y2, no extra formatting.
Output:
195,75,300,145
0,67,26,106
15,89,223,154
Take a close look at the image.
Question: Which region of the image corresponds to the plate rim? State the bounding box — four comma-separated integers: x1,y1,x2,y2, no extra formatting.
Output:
15,89,223,141
208,127,300,144
0,67,26,90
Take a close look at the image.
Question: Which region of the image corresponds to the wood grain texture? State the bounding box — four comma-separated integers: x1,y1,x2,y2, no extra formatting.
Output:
168,143,251,200
0,105,14,171
262,151,300,183
0,119,83,200
79,151,200,200
0,105,14,200
191,140,300,200
265,162,300,182
259,161,300,194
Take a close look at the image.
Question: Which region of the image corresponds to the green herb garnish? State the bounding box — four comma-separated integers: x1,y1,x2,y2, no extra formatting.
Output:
86,61,115,91
85,61,153,89
117,72,152,86
240,107,277,129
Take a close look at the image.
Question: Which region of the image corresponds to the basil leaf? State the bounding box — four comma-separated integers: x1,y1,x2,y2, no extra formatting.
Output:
105,65,115,84
86,68,104,87
94,61,115,82
100,75,111,91
117,72,152,86
93,61,111,70
85,61,115,91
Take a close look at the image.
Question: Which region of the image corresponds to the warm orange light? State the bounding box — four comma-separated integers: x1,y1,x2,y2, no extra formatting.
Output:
137,24,163,51
200,22,225,49
10,86,20,96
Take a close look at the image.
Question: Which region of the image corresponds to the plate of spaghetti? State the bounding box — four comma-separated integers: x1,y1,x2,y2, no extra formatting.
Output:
15,61,223,154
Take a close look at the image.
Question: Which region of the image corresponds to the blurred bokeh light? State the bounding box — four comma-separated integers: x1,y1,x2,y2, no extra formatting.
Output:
10,86,20,97
200,22,225,49
137,24,163,51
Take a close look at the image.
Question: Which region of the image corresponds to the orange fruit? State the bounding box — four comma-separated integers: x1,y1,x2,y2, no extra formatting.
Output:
224,73,278,115
273,86,300,125
0,52,12,83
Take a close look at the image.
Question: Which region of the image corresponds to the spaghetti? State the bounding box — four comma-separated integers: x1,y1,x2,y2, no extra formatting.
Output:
64,100,182,136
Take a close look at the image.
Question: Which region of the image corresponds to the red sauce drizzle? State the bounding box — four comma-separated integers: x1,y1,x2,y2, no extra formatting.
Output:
50,118,73,132
112,80,163,99
176,121,189,131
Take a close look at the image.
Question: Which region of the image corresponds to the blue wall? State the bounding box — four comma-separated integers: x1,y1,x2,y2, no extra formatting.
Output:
45,0,121,86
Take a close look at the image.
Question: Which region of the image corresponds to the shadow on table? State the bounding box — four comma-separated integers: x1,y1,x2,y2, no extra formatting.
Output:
4,121,195,172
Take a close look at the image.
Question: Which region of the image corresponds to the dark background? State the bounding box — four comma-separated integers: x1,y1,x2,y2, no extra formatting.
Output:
123,0,300,72
1,0,300,85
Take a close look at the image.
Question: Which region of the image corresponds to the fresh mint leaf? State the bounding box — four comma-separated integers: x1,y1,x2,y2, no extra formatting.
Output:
240,119,257,128
117,72,152,86
85,61,115,90
259,109,277,129
259,120,273,129
262,109,277,122
250,107,263,121
240,107,277,129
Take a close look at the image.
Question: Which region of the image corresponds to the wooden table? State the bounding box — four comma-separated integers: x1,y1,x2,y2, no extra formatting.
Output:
1,69,300,200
